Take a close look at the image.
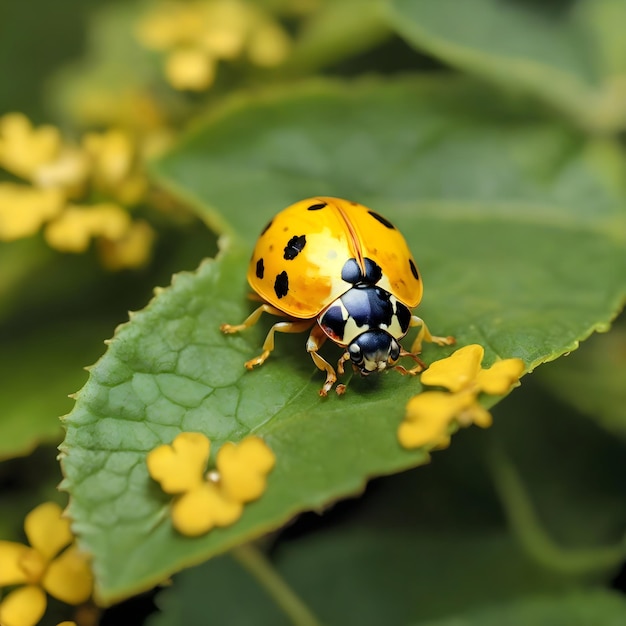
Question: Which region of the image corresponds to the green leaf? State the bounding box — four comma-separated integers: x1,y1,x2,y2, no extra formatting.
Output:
387,0,626,133
63,78,626,603
536,318,626,440
414,590,626,626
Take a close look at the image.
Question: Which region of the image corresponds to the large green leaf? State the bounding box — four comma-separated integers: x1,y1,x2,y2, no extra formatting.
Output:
62,78,626,603
387,0,626,133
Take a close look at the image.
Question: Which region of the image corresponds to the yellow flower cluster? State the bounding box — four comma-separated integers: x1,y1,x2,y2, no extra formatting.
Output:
136,0,292,91
398,344,525,450
147,432,275,537
0,502,93,626
0,112,156,269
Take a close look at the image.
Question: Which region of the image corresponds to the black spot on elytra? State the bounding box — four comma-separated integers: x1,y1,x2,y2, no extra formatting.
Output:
260,220,273,236
283,234,306,260
274,271,289,299
368,210,395,229
409,258,419,280
255,258,264,279
341,257,382,285
307,202,327,211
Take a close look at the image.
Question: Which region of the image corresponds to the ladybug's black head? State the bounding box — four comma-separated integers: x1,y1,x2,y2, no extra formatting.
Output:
348,330,401,375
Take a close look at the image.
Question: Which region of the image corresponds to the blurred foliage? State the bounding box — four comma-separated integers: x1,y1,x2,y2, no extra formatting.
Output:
0,0,625,625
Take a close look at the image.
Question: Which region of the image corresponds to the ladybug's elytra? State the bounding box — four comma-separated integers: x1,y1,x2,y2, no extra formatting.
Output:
221,197,454,396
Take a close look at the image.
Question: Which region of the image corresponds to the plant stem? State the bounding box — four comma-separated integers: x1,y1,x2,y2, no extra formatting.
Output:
487,441,626,575
232,543,324,626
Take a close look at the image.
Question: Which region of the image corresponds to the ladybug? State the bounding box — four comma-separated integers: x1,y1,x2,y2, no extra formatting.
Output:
221,197,454,396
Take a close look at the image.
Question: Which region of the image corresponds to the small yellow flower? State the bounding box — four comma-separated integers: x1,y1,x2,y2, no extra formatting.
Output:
136,0,291,92
44,203,131,253
147,433,275,537
0,183,65,241
33,147,90,196
0,502,93,626
165,47,217,91
0,113,60,180
98,220,156,271
398,344,524,450
83,130,134,190
246,20,291,67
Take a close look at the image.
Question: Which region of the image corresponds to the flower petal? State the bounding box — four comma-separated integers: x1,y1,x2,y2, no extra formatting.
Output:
165,48,216,91
218,437,276,503
460,403,493,429
42,544,93,605
0,585,47,626
475,358,525,395
0,541,31,586
147,432,210,494
0,183,64,241
421,344,484,392
44,203,131,253
171,483,243,537
399,391,471,449
24,502,72,562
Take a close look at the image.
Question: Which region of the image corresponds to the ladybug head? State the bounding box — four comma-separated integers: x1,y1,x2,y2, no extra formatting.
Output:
348,330,401,375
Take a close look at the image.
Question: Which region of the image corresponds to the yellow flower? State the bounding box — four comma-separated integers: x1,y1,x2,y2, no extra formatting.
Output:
0,183,65,241
97,220,156,271
246,19,291,67
398,344,524,450
136,0,291,91
147,433,275,537
399,391,474,450
83,130,133,189
44,203,131,253
165,47,217,91
0,502,93,626
421,344,524,395
33,147,90,196
0,113,60,180
136,2,206,50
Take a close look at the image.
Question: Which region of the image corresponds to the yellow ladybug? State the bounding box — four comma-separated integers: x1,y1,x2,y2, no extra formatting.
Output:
221,197,454,396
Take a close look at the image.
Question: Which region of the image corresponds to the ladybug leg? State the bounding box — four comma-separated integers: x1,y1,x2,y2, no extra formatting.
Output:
409,316,456,354
306,325,341,397
220,303,286,335
395,349,427,376
221,305,312,369
337,352,351,376
245,319,314,369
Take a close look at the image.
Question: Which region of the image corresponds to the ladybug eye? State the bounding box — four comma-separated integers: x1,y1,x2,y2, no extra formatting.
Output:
349,343,362,358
